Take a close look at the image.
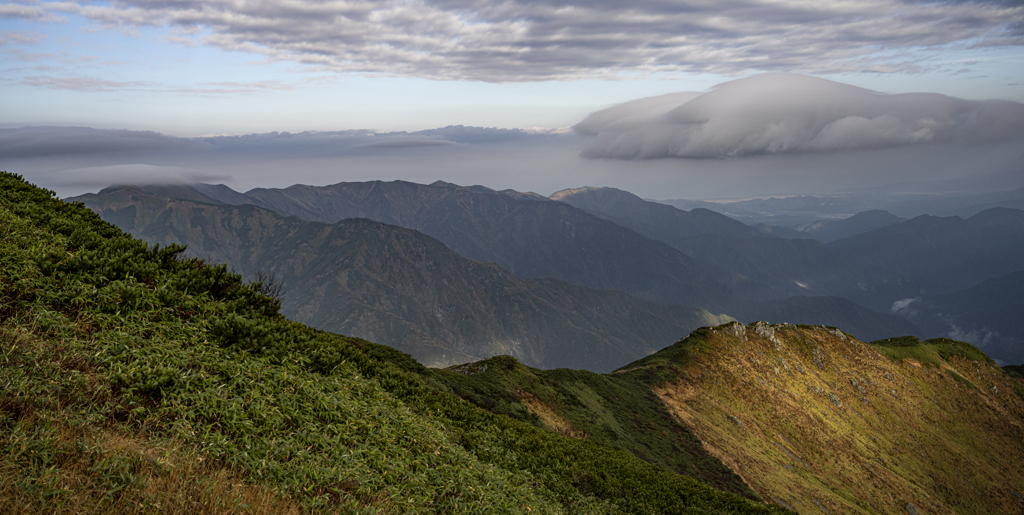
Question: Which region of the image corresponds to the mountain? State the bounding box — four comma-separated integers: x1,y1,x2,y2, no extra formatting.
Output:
0,172,780,513
898,271,1024,366
208,180,741,310
77,181,929,343
727,295,919,343
72,186,729,372
434,323,1024,514
549,186,761,245
829,210,1024,308
753,210,906,243
591,191,1024,318
798,210,906,243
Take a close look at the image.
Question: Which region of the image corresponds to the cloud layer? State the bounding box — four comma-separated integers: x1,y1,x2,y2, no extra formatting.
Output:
575,73,1024,159
8,0,1023,81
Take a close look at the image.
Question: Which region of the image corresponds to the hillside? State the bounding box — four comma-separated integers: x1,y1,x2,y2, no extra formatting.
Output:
69,186,729,372
0,172,784,513
900,270,1024,366
436,323,1024,514
549,186,761,244
240,180,741,309
72,181,927,345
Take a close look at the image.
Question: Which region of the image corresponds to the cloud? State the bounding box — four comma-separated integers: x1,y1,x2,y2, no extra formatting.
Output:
0,126,200,157
20,75,152,91
0,30,45,45
890,297,921,315
0,2,65,22
0,125,550,160
44,163,232,190
575,73,1024,159
15,0,1024,81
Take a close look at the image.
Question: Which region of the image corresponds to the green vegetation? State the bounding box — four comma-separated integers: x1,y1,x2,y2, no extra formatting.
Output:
870,335,995,367
0,172,783,513
427,349,757,500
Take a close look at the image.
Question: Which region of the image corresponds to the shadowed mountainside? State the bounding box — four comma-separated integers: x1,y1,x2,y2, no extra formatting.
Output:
899,270,1024,366
74,181,926,344
550,186,1024,315
71,186,729,371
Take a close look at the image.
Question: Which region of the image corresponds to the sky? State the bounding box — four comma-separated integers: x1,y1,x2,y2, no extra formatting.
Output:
1,0,1024,199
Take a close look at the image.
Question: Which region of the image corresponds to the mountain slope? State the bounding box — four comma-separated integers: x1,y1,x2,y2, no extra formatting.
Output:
800,210,906,243
72,186,728,372
899,270,1024,365
829,211,1024,308
437,322,1024,514
0,172,783,514
549,186,761,244
239,180,736,309
77,181,928,344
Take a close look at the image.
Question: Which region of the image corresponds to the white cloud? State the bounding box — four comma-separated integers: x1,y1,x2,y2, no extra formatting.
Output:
13,0,1024,82
575,73,1024,159
891,297,920,315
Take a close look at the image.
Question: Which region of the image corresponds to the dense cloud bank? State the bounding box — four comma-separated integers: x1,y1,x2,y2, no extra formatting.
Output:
9,0,1023,81
0,125,542,157
575,74,1024,159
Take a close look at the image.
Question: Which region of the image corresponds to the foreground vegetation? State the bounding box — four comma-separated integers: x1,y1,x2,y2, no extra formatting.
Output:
0,172,784,513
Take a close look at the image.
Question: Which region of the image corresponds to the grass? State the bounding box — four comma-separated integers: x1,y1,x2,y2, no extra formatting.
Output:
0,172,783,514
870,335,995,368
428,346,759,500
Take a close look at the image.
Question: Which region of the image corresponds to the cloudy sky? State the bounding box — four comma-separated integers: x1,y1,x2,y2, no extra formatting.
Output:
1,0,1024,198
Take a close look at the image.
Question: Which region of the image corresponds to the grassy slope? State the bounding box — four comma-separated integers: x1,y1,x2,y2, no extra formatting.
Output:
647,324,1024,514
428,357,759,501
0,173,782,514
435,324,1024,514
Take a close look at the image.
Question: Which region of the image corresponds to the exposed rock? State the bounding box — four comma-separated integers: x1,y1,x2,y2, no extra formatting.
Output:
721,321,747,340
829,392,843,408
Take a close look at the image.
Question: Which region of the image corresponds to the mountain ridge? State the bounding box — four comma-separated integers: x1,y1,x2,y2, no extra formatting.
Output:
71,185,730,371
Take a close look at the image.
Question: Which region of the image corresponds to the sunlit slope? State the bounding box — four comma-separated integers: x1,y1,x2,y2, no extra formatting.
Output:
0,172,784,513
645,324,1024,514
435,323,1024,514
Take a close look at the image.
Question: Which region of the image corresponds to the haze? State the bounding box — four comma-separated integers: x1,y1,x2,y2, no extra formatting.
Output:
1,0,1023,199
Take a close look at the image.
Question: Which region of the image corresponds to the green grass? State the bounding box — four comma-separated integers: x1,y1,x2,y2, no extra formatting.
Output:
870,335,995,368
428,336,758,501
0,172,784,514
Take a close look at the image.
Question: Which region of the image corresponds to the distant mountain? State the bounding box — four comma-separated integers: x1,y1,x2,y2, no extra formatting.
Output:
78,181,929,343
579,188,1024,316
73,186,729,372
435,323,1024,514
967,206,1024,238
752,210,906,243
829,210,1024,308
549,186,761,245
899,271,1024,365
652,185,1024,226
797,210,906,243
196,179,750,309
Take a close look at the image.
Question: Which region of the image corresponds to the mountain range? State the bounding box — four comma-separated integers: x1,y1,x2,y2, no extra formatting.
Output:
71,180,923,369
552,186,1024,364
73,186,730,371
7,172,1024,514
